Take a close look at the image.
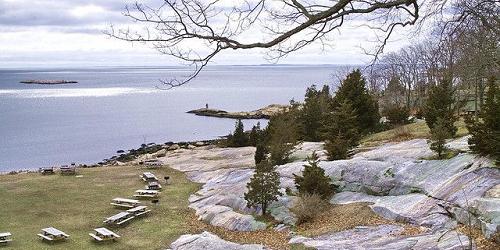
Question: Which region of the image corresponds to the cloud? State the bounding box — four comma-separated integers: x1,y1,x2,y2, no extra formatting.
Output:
0,0,418,67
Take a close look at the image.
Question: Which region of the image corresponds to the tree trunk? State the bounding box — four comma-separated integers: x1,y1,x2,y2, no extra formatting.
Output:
262,202,267,215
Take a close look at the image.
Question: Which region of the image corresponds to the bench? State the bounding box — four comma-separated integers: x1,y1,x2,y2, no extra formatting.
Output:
116,216,135,225
110,203,135,208
37,234,53,241
135,210,151,217
89,233,103,241
0,239,12,244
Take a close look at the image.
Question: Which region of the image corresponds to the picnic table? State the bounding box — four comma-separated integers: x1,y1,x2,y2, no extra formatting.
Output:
127,206,151,216
37,227,69,242
141,172,158,182
89,227,120,242
110,198,141,208
40,167,55,175
0,232,12,244
146,181,162,190
60,165,76,175
143,160,162,168
134,189,160,198
103,212,134,226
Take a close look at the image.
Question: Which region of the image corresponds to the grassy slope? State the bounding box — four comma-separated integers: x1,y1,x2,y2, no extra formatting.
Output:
361,120,468,147
0,166,200,249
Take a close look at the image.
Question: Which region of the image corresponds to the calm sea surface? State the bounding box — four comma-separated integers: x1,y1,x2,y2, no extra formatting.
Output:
0,65,341,171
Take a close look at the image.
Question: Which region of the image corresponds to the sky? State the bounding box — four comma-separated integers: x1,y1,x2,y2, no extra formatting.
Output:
0,0,420,68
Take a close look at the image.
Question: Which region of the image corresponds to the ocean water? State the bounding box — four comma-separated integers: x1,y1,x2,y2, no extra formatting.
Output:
0,65,340,171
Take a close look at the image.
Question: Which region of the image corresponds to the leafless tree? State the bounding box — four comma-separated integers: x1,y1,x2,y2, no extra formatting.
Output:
107,0,431,87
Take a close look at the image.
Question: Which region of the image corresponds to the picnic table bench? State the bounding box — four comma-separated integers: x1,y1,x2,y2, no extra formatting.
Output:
146,181,162,190
141,172,158,182
127,206,151,217
37,227,69,242
110,198,141,208
134,189,160,198
103,212,134,226
89,227,120,242
0,232,12,244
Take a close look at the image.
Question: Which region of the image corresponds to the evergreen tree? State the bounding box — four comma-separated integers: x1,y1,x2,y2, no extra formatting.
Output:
325,135,350,160
248,122,261,147
299,85,330,141
323,100,359,160
244,161,282,215
293,152,336,200
268,109,299,165
381,77,409,125
467,77,500,163
430,118,451,159
254,143,267,164
331,70,380,133
230,119,249,147
423,78,458,137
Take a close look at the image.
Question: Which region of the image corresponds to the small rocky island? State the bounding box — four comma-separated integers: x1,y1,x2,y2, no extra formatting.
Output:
187,104,288,119
20,80,78,85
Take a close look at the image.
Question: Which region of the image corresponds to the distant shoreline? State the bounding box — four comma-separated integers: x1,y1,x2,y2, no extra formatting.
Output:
20,80,78,85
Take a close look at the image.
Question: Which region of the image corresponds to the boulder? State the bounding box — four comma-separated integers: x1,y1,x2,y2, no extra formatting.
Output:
169,144,180,151
289,224,471,250
170,231,266,250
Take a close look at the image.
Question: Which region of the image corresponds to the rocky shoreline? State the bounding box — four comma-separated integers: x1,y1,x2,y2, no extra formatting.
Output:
187,104,288,119
20,80,78,84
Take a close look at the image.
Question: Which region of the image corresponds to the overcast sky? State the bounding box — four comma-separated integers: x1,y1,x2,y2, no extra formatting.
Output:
0,0,417,68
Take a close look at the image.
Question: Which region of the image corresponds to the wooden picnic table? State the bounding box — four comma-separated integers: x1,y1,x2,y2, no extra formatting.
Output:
146,181,162,190
141,172,158,182
103,212,134,226
134,189,160,198
60,165,76,175
89,227,120,242
38,227,69,242
40,167,55,175
110,198,141,208
0,232,12,244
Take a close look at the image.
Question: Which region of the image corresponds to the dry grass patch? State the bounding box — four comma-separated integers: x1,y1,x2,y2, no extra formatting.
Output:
295,202,425,238
457,225,500,250
185,212,290,250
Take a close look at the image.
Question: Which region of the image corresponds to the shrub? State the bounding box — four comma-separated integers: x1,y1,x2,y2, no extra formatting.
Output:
290,193,328,225
294,152,336,199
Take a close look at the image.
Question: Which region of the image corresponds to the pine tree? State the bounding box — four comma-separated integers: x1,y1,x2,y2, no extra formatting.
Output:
430,118,451,159
244,161,282,215
254,143,267,164
268,110,299,165
331,70,380,133
230,119,248,147
299,85,330,141
423,78,458,137
467,77,500,163
248,122,261,147
323,100,359,160
293,152,336,200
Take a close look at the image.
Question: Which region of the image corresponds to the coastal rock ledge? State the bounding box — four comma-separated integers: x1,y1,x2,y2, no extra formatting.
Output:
187,104,288,119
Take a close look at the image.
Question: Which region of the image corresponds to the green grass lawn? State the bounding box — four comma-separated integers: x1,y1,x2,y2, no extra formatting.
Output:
0,166,200,249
